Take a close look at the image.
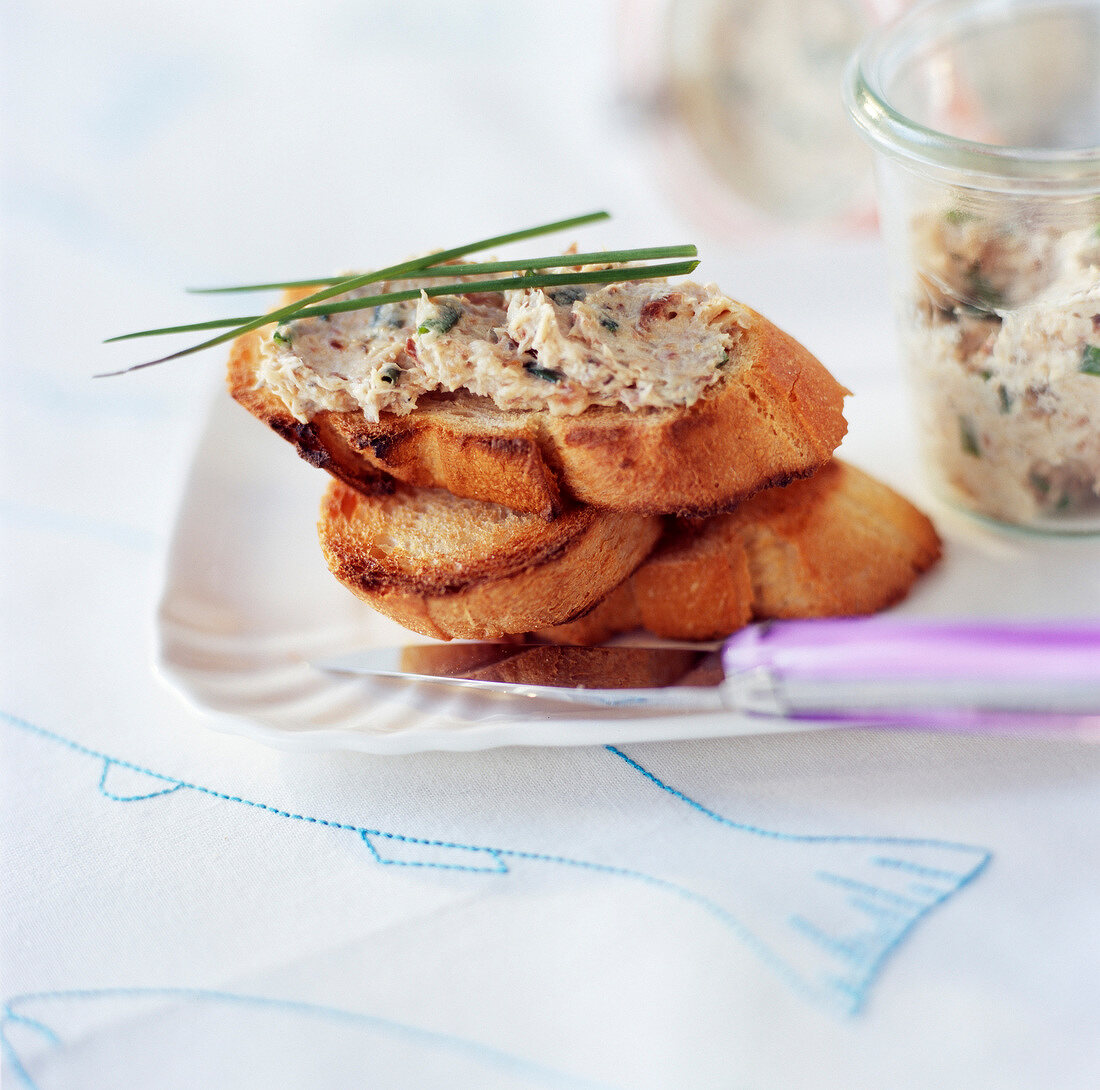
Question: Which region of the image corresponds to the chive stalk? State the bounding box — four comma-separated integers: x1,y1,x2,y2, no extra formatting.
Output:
188,245,697,294
959,415,982,457
282,262,699,323
98,211,612,376
99,258,700,374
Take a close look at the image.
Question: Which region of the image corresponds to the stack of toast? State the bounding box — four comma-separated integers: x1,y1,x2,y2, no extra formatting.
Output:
229,284,941,644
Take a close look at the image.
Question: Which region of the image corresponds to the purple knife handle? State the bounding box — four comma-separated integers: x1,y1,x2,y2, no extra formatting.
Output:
721,619,1100,725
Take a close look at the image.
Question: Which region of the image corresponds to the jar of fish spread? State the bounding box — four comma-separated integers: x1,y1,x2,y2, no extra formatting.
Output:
846,0,1100,532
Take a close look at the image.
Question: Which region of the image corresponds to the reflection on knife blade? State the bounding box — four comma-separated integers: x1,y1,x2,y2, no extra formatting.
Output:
399,643,720,689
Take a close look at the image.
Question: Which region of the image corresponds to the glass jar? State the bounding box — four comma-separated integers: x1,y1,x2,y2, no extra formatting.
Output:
845,0,1100,533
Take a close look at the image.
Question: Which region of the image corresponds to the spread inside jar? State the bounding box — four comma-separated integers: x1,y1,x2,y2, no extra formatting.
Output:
907,213,1100,524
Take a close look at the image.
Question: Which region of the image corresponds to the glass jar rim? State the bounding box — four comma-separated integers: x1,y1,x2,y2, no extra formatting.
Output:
844,0,1100,190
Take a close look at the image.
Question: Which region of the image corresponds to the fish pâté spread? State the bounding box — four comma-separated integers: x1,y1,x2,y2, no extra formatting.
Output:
257,267,750,422
906,216,1100,524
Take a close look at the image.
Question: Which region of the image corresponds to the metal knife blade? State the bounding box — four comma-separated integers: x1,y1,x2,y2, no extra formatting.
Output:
312,642,724,710
311,618,1100,730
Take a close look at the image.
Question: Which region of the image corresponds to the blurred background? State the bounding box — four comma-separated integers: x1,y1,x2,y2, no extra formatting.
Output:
9,0,900,254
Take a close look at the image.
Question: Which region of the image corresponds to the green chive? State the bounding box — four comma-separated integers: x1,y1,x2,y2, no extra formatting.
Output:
524,360,562,383
115,248,696,341
960,415,982,457
548,287,587,306
417,304,462,336
190,276,339,294
1030,471,1051,497
1080,344,1100,376
963,265,1003,312
105,261,701,360
188,245,697,294
275,262,699,323
97,210,611,376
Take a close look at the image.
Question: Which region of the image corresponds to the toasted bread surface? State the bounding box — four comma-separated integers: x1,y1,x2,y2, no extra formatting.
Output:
537,461,942,643
229,300,848,517
317,478,661,640
727,460,942,619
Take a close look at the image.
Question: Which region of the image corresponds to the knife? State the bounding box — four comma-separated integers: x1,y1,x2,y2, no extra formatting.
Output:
312,618,1100,731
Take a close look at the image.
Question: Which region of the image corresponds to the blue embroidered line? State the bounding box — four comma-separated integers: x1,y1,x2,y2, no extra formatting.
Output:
0,711,822,1005
1,709,993,1017
787,916,875,966
0,1035,35,1090
360,832,509,873
0,987,610,1090
601,744,993,1014
98,759,184,802
603,745,988,853
0,710,770,921
839,861,991,1016
815,871,924,909
820,975,862,1003
849,897,903,922
872,856,969,881
0,1012,61,1090
0,1015,59,1046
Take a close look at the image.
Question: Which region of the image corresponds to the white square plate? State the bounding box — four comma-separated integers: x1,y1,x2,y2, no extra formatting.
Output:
156,381,1100,753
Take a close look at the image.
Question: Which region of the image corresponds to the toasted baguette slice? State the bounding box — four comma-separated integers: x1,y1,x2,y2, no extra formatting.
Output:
229,302,849,518
538,461,942,644
317,478,661,641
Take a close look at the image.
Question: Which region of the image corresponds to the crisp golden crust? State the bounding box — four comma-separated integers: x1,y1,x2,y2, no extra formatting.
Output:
228,302,848,518
316,459,941,646
228,333,394,494
540,311,849,514
537,461,942,643
316,479,661,641
723,460,942,619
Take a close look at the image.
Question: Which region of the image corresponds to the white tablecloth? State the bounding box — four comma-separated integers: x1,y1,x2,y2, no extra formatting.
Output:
4,3,1099,1088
